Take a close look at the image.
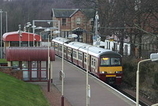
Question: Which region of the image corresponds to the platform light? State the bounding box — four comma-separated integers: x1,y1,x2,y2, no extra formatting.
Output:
86,45,92,106
150,53,158,61
136,53,158,106
0,9,2,58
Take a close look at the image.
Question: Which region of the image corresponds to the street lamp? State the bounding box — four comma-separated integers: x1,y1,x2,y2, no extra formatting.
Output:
38,26,59,92
26,22,32,47
86,45,91,106
18,24,22,47
136,53,158,106
0,10,8,58
5,11,8,32
0,9,2,58
61,41,65,106
44,28,51,92
43,27,56,92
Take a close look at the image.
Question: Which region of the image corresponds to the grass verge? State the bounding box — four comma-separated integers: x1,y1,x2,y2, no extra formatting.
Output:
0,72,50,106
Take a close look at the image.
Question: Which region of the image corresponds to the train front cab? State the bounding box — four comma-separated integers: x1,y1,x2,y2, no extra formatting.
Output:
98,54,123,85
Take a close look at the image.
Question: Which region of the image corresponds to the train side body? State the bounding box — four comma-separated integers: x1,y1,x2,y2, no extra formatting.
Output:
52,37,123,85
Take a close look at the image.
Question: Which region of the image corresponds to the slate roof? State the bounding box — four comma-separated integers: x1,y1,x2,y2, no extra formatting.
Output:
52,8,95,19
52,8,79,18
80,9,95,19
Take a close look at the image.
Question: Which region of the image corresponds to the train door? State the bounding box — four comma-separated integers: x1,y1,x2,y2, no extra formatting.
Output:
59,44,62,57
65,46,69,60
64,46,67,59
67,47,72,62
78,51,83,67
90,57,98,76
71,50,73,62
54,42,58,55
83,53,90,71
89,55,91,72
72,49,77,65
83,53,87,69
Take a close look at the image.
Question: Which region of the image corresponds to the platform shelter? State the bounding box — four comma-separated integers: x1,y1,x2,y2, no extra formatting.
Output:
3,31,41,47
5,47,55,82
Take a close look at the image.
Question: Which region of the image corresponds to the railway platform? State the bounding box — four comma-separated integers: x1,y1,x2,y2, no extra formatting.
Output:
52,56,136,106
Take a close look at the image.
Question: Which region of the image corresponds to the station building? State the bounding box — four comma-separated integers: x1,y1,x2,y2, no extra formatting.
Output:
2,31,55,85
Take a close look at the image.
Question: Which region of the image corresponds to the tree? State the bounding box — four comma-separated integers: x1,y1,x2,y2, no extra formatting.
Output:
0,0,76,32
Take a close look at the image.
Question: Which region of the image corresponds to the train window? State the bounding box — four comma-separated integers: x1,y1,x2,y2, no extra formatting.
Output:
91,58,96,66
91,58,95,66
68,48,72,56
60,45,62,51
78,52,82,60
73,51,77,58
94,59,96,67
111,58,121,65
100,57,110,65
64,47,67,53
54,43,58,49
91,58,94,65
52,43,54,47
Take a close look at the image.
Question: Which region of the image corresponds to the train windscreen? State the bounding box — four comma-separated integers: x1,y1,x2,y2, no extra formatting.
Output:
100,57,121,66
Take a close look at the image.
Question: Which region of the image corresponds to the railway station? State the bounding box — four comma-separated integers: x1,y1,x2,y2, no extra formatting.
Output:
1,31,153,106
1,1,158,106
51,56,137,106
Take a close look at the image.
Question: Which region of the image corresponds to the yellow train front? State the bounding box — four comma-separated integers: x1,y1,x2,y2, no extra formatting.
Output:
52,37,123,85
98,52,123,85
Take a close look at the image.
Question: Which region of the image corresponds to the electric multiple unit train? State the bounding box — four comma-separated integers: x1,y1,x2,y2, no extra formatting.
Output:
52,37,123,85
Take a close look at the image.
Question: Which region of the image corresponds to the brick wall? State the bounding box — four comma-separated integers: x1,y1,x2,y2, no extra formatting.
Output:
0,67,22,80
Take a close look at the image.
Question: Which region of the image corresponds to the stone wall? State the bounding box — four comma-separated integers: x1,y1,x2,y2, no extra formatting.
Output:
0,67,22,80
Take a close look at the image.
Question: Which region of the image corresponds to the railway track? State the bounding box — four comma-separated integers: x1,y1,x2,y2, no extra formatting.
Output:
117,83,153,106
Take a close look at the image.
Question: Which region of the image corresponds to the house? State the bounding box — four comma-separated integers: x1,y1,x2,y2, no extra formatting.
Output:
51,8,95,43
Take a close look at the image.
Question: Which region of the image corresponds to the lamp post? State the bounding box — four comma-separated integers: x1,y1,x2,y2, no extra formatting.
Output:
136,53,158,106
0,10,8,58
61,41,65,106
18,24,22,47
26,22,31,47
48,29,51,92
94,11,101,47
44,27,54,92
0,9,2,58
5,11,8,32
136,59,150,106
86,45,91,106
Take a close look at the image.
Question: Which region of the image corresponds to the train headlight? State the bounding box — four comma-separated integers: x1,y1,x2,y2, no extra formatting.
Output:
115,71,122,74
100,71,107,74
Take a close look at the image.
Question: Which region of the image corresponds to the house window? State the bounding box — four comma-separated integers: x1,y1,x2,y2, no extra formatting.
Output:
76,18,81,25
62,18,66,26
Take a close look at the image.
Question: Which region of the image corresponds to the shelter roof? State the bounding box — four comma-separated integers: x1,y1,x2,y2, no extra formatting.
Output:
6,47,55,61
3,31,41,41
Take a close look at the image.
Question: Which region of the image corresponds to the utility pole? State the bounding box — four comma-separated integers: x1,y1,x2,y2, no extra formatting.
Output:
0,9,3,58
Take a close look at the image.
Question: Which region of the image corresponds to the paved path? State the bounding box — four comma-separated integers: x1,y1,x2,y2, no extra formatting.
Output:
52,56,136,106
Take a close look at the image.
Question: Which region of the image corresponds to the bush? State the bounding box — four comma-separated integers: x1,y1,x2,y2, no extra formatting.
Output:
154,72,158,86
122,57,137,86
0,59,7,63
